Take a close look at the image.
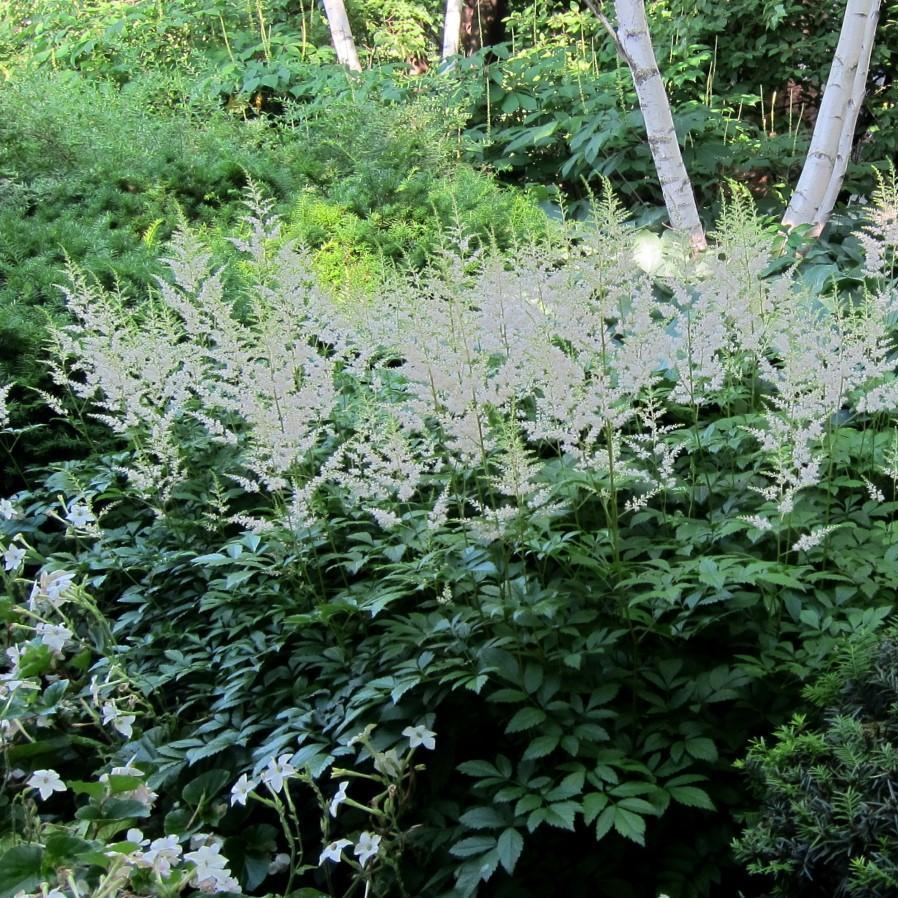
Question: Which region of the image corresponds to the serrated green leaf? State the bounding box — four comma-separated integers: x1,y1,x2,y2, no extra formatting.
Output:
616,797,657,815
545,801,578,830
522,733,559,760
458,760,500,778
523,663,543,693
668,785,715,810
546,769,585,801
594,805,615,840
514,794,542,815
450,835,497,858
505,706,546,734
497,828,524,874
582,792,609,825
612,806,646,845
459,806,506,829
684,737,718,762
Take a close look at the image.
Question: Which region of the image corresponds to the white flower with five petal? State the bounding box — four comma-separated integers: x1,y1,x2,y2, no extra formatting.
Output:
185,842,237,892
402,724,436,750
0,499,17,520
319,839,352,865
3,544,25,572
35,623,72,656
261,754,295,793
230,773,257,806
101,701,135,738
66,503,95,528
140,835,183,876
354,831,381,867
27,768,66,800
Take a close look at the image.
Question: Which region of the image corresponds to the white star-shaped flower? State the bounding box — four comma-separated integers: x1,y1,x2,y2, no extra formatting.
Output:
230,773,257,806
261,754,295,793
140,835,183,876
35,622,72,655
0,499,17,520
27,768,66,800
329,780,349,817
66,503,95,528
402,723,436,750
319,838,352,865
353,831,381,867
3,544,25,571
101,701,135,738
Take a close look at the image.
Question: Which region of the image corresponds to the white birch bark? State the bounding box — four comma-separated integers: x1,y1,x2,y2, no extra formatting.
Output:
442,0,463,60
589,0,706,251
782,0,880,229
813,0,881,232
321,0,362,72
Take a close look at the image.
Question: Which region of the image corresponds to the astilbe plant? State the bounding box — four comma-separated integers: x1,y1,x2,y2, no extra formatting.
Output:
5,180,898,896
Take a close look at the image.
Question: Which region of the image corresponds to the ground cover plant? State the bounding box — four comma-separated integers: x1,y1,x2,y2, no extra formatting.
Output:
2,177,898,897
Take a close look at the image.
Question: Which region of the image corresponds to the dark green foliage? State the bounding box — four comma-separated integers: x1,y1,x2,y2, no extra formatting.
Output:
734,628,898,897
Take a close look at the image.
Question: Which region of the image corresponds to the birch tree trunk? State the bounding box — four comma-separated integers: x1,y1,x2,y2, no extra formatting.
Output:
782,0,880,232
587,0,705,251
442,0,463,60
321,0,362,72
812,0,881,232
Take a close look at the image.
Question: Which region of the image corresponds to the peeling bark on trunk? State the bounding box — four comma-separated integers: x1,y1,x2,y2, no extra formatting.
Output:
589,0,706,251
321,0,362,72
442,0,463,60
782,0,880,232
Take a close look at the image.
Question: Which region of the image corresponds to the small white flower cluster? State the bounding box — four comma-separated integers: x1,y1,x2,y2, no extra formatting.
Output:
117,829,182,877
28,569,75,612
0,568,83,734
792,525,838,554
319,831,381,867
113,831,239,893
229,723,436,879
230,753,296,806
0,383,11,430
184,837,240,894
24,767,237,893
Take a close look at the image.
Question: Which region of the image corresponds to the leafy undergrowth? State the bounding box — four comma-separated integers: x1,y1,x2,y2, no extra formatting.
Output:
1,183,898,898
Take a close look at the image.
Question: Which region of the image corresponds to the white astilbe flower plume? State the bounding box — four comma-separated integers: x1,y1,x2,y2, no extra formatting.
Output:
0,383,11,430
